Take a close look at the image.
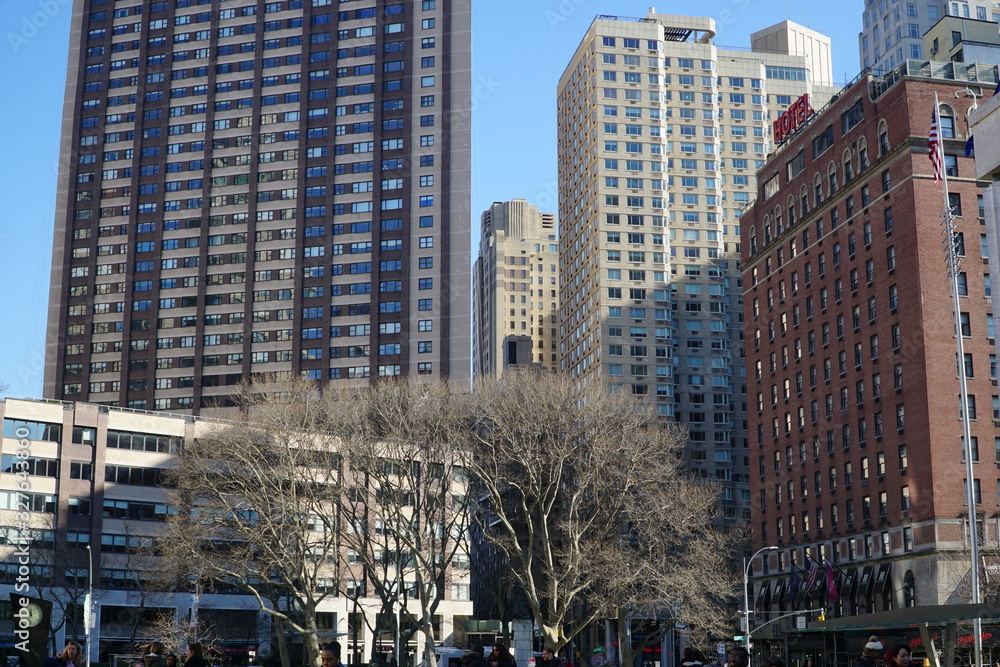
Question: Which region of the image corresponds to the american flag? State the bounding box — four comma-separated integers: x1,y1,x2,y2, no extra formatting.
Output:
804,559,820,598
929,109,944,183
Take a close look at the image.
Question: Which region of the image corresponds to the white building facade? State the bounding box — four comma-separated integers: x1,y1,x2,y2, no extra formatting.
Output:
556,13,837,524
0,397,472,664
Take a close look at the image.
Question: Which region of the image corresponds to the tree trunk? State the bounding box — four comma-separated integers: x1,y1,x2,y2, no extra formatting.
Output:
542,625,565,653
274,618,291,667
303,609,322,667
421,612,436,667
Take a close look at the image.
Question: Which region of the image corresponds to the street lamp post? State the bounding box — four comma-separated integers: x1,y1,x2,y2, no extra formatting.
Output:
85,544,94,662
742,546,778,667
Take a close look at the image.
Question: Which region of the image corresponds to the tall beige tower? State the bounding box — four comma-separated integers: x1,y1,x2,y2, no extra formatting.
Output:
557,13,837,524
473,199,558,378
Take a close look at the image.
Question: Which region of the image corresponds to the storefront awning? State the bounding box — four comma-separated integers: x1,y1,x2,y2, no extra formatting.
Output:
756,581,771,607
844,567,859,596
873,563,892,593
810,603,1000,632
860,565,875,596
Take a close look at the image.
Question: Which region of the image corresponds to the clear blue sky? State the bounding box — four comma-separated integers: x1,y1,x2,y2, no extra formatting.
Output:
0,0,862,397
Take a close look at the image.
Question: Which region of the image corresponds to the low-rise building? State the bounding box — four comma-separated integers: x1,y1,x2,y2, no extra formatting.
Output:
0,397,472,663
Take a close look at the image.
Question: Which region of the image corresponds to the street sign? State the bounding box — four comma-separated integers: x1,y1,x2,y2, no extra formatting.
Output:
717,643,726,656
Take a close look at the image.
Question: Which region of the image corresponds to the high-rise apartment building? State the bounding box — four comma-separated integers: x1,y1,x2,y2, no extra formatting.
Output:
472,199,558,377
741,62,998,638
859,0,998,72
44,0,471,412
556,13,837,523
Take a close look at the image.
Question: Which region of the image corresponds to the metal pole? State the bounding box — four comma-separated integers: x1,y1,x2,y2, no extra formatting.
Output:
742,546,778,667
938,91,984,667
85,544,93,635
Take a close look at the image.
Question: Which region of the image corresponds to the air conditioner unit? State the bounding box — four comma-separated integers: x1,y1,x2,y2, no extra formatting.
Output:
930,46,939,54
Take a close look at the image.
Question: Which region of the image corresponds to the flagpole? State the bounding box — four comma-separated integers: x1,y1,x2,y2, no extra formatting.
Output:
938,91,984,667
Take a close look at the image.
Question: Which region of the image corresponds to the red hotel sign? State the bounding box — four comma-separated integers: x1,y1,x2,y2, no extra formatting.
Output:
773,94,814,143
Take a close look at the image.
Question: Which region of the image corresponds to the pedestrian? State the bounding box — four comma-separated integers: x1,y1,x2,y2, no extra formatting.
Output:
185,644,208,667
561,650,573,667
856,637,884,667
463,646,486,667
682,649,704,667
888,645,911,667
538,649,564,667
56,641,85,667
489,643,515,667
166,654,179,667
727,648,749,667
321,642,345,667
143,643,167,667
765,657,784,667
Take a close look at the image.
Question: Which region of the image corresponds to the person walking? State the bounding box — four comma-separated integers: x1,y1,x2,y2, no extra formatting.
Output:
321,642,346,667
727,647,749,667
143,643,167,667
185,644,208,667
855,637,884,667
489,643,515,667
463,646,486,667
888,645,911,667
56,641,85,667
538,649,564,667
682,649,704,667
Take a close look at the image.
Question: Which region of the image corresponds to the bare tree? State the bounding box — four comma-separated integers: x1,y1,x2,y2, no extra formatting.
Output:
143,608,221,657
162,375,344,667
329,381,474,667
467,371,738,653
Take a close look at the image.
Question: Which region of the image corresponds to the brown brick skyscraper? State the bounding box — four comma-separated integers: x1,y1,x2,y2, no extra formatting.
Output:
45,0,471,411
742,62,999,622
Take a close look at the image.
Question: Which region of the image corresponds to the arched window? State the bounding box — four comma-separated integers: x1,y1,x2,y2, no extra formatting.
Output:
800,184,810,216
828,161,839,194
938,104,956,139
878,120,890,156
843,149,855,183
787,195,797,226
814,173,824,205
858,136,870,170
903,570,916,607
750,224,758,255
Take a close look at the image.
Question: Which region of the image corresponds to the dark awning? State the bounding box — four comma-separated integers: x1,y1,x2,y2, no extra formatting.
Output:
772,579,787,603
756,581,771,607
844,567,859,596
810,603,1000,631
873,563,892,593
860,565,875,596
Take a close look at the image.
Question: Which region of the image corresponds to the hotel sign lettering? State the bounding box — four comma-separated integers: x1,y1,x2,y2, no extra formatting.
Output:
773,94,814,144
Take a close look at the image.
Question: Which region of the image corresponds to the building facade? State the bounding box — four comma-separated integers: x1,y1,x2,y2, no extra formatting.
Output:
556,12,837,523
741,60,999,641
472,199,558,378
859,0,1000,73
44,0,472,412
0,396,473,663
923,15,1000,63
